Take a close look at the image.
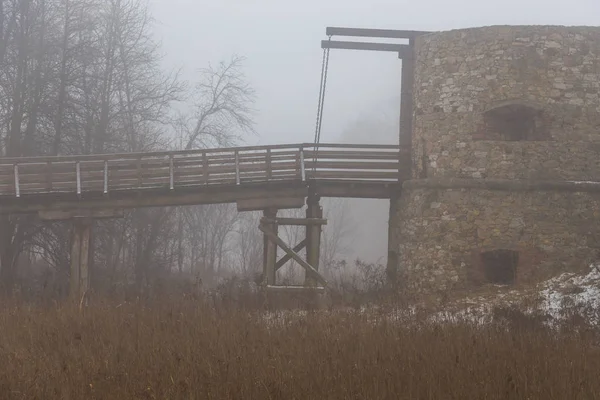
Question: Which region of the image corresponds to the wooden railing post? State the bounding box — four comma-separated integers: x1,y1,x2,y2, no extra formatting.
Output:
169,154,175,190
103,160,109,195
266,148,272,181
300,145,306,181
235,150,241,185
13,163,19,198
136,155,143,187
46,162,53,191
76,161,81,196
202,151,209,184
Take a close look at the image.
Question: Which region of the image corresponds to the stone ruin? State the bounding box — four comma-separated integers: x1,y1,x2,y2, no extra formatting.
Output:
395,25,600,292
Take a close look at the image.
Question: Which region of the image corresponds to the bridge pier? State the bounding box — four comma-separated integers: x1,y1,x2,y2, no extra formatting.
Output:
262,208,278,286
70,217,92,302
38,209,124,302
304,193,322,287
386,191,400,288
259,192,328,308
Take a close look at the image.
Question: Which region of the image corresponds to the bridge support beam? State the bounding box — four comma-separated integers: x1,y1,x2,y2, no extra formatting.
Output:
262,208,278,285
70,217,92,302
386,191,401,288
38,208,124,302
304,193,322,287
259,195,328,308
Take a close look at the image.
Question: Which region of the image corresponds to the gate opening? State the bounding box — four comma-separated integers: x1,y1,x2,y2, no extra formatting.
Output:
481,249,518,285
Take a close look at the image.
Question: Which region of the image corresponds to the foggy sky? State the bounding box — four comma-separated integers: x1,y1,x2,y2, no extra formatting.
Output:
148,0,600,263
150,0,599,146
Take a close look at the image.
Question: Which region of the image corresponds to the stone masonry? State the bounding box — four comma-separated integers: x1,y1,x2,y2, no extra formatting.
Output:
397,25,600,292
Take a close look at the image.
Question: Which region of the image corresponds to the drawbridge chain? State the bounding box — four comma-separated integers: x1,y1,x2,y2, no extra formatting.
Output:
312,35,332,171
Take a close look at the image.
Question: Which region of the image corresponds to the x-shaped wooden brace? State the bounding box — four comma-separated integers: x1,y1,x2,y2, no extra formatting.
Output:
258,223,328,288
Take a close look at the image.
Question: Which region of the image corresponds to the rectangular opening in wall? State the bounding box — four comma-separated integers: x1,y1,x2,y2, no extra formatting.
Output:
481,249,518,285
482,101,547,141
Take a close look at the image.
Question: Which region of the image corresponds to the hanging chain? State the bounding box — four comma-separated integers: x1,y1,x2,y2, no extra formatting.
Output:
312,35,332,170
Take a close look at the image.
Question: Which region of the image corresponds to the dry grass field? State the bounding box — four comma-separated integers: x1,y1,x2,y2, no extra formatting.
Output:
0,296,599,400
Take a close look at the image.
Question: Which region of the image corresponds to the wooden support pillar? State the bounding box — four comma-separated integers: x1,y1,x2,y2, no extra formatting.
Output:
304,193,322,287
70,217,92,301
386,191,401,288
262,208,278,285
399,38,415,177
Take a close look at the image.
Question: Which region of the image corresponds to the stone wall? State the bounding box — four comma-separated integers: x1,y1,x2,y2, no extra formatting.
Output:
397,181,600,292
395,25,600,293
412,25,600,181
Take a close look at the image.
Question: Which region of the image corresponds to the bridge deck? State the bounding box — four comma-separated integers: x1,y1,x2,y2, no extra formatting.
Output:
0,143,409,214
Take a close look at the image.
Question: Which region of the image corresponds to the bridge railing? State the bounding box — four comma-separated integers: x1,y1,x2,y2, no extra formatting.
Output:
0,143,406,197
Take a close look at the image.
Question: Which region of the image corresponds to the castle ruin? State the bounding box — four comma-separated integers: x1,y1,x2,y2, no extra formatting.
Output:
396,25,600,292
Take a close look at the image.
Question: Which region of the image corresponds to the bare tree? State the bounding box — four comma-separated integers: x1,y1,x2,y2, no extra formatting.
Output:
168,55,258,288
0,0,259,296
320,198,356,271
0,0,56,291
234,212,263,279
178,55,257,150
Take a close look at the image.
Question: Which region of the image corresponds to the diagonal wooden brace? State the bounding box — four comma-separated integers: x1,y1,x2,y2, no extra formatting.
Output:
258,224,328,287
275,239,307,271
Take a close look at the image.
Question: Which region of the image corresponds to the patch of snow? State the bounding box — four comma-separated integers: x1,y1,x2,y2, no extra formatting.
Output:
257,264,600,327
538,264,600,322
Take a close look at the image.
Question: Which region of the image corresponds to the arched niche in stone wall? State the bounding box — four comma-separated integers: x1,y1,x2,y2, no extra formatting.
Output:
482,99,548,141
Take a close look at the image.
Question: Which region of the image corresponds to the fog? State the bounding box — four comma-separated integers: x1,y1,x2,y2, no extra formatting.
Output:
147,0,600,263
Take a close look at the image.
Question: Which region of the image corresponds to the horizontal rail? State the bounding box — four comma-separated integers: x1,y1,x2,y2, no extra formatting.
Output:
0,143,403,164
0,143,407,198
325,27,430,39
322,40,412,55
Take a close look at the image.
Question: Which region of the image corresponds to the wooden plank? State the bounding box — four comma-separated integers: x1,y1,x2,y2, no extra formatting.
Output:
265,285,325,293
259,223,328,287
262,217,328,226
322,40,412,56
307,161,400,170
303,143,401,149
0,185,311,213
0,143,302,164
325,27,428,39
308,170,400,180
39,208,125,221
5,171,78,184
303,150,401,160
237,197,305,212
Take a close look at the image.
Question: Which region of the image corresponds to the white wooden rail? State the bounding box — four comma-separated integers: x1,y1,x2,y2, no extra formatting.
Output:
0,143,406,198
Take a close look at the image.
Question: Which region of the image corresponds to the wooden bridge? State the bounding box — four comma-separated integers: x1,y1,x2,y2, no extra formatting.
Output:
0,143,408,301
0,26,422,301
0,143,408,214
